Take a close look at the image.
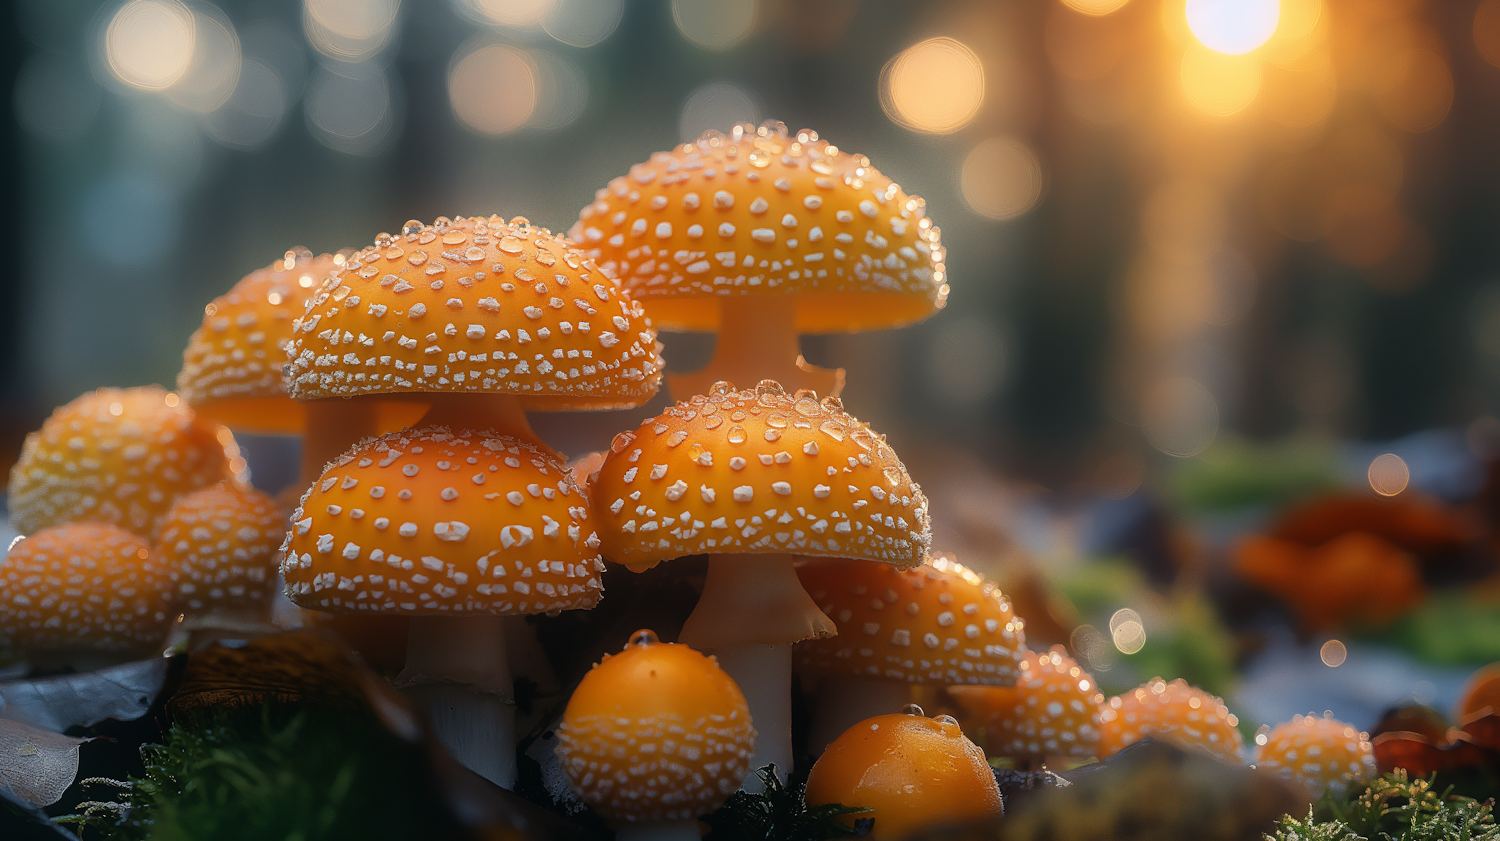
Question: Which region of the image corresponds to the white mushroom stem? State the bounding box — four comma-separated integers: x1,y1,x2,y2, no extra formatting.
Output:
667,296,844,399
613,820,703,841
680,553,835,790
400,614,516,789
808,675,915,756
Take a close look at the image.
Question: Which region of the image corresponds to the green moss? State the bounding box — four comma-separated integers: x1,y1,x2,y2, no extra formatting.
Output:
1268,771,1500,841
702,766,871,841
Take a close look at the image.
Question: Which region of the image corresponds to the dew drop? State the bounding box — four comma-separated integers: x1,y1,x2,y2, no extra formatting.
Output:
793,396,823,417
767,414,789,429
901,703,925,717
727,426,746,444
499,237,525,254
402,220,424,235
442,231,468,245
629,628,659,647
883,467,904,486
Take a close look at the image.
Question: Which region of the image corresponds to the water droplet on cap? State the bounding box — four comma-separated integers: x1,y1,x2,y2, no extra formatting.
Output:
402,220,424,235
629,629,659,647
901,703,925,716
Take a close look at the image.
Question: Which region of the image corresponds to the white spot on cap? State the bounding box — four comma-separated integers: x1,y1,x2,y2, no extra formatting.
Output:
733,486,754,502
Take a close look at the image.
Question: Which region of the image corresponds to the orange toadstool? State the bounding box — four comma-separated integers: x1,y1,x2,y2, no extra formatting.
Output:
572,122,947,398
949,645,1103,769
590,381,930,784
796,555,1025,753
556,629,755,841
1097,677,1244,764
1252,712,1376,802
280,425,604,787
804,705,1003,840
8,386,245,539
1,522,176,669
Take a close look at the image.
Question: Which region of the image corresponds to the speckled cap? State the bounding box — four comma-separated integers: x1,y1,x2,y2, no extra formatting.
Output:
571,122,948,333
949,645,1103,762
155,482,286,617
286,215,662,411
590,381,931,570
1099,678,1244,764
0,522,176,656
8,386,245,539
556,629,755,823
795,556,1024,685
280,425,604,616
1252,713,1376,800
178,248,346,434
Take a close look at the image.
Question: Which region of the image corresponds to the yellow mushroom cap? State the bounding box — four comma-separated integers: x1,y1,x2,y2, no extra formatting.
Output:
556,629,755,823
804,708,1003,840
949,645,1103,762
8,386,245,539
1098,677,1244,764
280,425,604,616
796,556,1024,685
1252,713,1376,800
178,248,347,434
0,522,175,656
572,122,948,333
590,381,931,570
154,482,286,616
287,215,663,411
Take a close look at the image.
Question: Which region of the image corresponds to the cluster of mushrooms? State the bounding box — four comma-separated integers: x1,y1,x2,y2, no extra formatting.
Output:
2,123,1386,839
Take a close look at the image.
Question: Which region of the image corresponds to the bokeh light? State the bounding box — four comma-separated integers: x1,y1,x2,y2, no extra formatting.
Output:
960,137,1045,221
467,0,553,28
925,316,1008,407
304,62,398,155
543,0,623,48
15,53,101,142
104,0,196,91
448,42,537,137
1320,639,1347,667
526,50,588,131
1046,6,1125,81
1368,453,1410,496
678,81,762,143
1478,0,1500,69
1142,377,1220,458
1263,52,1337,130
672,0,757,51
1180,47,1261,116
1109,608,1147,655
167,5,240,114
1262,0,1321,64
881,37,985,134
304,0,400,62
1186,0,1280,55
203,59,288,150
1063,0,1129,15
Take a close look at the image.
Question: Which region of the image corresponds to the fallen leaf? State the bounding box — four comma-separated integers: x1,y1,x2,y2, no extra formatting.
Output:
0,718,90,807
0,657,173,731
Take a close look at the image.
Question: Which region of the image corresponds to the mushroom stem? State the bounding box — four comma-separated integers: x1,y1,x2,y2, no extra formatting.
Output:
808,676,914,755
300,399,388,488
612,820,703,841
400,614,516,789
418,393,553,456
668,296,844,398
709,643,794,792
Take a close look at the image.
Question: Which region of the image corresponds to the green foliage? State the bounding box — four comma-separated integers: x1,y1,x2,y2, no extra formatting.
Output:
1165,437,1341,513
1371,592,1500,665
1267,770,1500,841
703,766,872,841
55,703,457,841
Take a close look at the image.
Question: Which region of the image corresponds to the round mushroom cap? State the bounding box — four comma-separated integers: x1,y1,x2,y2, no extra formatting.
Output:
1252,713,1376,800
287,215,663,411
556,629,755,823
8,386,246,539
0,522,175,657
155,482,286,616
280,425,605,616
178,248,347,433
1455,662,1500,724
572,122,948,334
1098,678,1244,764
804,707,1003,840
795,556,1024,686
591,381,930,570
949,645,1103,762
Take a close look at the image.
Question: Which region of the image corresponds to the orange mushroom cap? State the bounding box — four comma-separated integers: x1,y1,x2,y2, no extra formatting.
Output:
556,629,755,823
178,248,346,434
590,381,930,570
0,522,175,657
804,707,1003,840
280,425,604,616
1252,713,1376,800
1098,677,1244,764
949,645,1103,763
8,386,245,539
1456,661,1500,724
154,481,285,617
286,215,663,411
796,556,1024,686
571,122,948,334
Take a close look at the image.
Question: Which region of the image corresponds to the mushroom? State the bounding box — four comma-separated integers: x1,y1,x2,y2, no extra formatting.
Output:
153,481,287,642
280,425,605,788
178,247,424,486
795,555,1025,754
1251,712,1376,802
803,704,1003,840
0,522,176,670
590,380,931,785
555,629,755,841
1097,677,1244,764
286,214,663,464
1456,661,1500,723
948,645,1103,769
571,122,947,398
8,386,246,539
